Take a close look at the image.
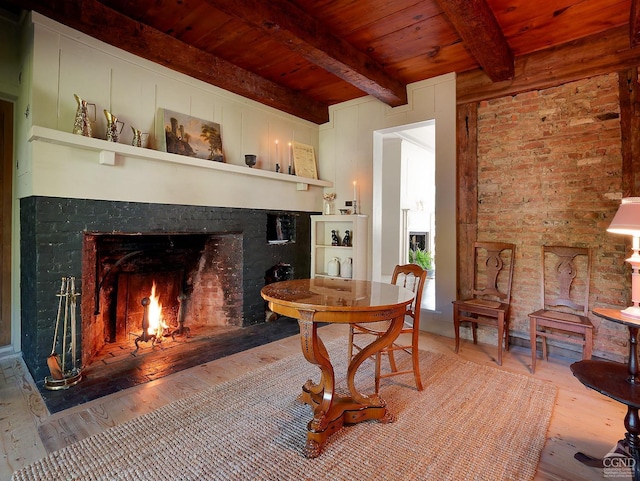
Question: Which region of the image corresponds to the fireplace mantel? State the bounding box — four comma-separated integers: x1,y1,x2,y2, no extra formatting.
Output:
29,126,333,190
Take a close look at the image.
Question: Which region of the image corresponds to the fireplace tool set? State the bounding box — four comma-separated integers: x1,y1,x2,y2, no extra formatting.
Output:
44,276,82,390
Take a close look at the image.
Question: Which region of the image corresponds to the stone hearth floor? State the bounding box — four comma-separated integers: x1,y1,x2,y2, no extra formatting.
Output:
38,316,302,414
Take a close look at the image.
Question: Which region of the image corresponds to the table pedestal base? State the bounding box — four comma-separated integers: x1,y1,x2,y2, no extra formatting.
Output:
299,383,393,458
571,360,640,480
297,311,403,458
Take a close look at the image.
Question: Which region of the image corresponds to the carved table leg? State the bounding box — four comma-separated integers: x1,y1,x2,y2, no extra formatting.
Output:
296,310,405,457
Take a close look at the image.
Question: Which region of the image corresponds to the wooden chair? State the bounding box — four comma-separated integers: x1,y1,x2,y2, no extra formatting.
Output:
348,263,427,392
452,241,516,366
529,245,593,374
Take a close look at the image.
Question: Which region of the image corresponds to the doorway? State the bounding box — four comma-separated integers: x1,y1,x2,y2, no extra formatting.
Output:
372,119,456,324
374,121,435,310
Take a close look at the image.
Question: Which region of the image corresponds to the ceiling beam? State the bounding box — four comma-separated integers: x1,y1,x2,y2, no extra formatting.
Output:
457,25,640,105
631,0,640,47
206,0,408,107
434,0,514,82
10,0,330,124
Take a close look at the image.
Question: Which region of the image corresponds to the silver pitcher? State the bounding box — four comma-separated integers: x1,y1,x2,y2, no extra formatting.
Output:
72,94,95,137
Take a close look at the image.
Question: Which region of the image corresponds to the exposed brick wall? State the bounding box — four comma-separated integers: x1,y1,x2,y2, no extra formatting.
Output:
475,72,630,361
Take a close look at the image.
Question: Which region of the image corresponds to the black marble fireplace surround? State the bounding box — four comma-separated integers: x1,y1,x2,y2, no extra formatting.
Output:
20,196,313,387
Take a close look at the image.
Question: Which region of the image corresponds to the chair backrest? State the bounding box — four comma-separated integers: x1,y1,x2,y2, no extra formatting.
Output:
392,263,427,328
471,241,516,303
540,245,591,316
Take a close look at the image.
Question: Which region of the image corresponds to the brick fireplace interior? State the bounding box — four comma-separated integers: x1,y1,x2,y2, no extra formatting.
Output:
20,196,313,411
81,231,244,368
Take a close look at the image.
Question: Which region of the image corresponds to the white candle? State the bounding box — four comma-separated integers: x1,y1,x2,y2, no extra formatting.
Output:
288,142,292,168
353,180,357,200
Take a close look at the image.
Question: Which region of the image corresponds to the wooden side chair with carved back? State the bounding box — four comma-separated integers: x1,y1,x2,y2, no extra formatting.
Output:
452,241,516,366
348,263,427,393
529,245,593,374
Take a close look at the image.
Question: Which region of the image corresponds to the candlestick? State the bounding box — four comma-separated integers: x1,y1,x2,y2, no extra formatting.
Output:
288,142,292,170
275,140,279,166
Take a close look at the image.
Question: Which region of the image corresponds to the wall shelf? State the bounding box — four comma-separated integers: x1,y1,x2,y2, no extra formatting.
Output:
311,214,368,280
28,126,333,189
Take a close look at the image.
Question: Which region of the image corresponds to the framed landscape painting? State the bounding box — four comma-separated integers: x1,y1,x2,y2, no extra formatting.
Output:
157,109,224,162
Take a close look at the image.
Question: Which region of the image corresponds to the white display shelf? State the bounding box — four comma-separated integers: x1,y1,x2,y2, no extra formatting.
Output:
311,214,368,280
28,125,332,189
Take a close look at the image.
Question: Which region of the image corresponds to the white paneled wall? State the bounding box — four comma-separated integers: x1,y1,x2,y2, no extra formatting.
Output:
19,12,323,212
319,74,457,326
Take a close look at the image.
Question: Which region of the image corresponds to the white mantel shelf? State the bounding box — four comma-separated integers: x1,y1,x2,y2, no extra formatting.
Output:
28,125,333,190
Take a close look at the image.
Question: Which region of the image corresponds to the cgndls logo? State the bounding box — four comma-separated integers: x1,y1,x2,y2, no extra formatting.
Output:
603,451,635,478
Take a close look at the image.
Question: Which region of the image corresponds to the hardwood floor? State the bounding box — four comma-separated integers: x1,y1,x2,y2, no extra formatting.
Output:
38,318,304,414
0,323,629,480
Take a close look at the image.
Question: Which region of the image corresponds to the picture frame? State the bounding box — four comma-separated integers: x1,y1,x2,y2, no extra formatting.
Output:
156,108,224,162
291,141,318,179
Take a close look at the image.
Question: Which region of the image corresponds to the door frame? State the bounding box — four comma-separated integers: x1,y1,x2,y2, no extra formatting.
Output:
0,99,13,350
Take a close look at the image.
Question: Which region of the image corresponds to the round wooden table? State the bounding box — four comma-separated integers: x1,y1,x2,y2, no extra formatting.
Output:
571,308,640,480
261,278,415,458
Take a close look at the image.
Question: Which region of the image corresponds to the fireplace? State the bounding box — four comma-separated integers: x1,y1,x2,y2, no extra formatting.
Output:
81,232,243,369
20,197,313,385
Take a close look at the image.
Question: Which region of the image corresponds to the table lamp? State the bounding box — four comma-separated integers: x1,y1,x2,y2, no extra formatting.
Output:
607,197,640,319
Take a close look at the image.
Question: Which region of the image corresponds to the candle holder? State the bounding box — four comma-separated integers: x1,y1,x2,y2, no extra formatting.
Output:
352,200,358,215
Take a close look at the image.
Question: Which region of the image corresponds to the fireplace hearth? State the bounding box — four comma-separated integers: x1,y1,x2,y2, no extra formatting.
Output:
20,197,314,391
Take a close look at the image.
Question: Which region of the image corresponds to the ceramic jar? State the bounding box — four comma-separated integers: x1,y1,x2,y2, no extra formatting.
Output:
341,257,352,278
327,257,340,277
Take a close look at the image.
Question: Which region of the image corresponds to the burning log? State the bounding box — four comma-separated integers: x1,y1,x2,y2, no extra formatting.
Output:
135,282,171,349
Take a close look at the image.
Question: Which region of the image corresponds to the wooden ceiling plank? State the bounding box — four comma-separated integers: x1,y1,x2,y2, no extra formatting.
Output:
11,0,329,124
632,0,640,47
434,0,514,81
205,0,408,107
387,43,479,83
496,0,630,56
457,25,640,104
363,14,462,67
296,0,442,38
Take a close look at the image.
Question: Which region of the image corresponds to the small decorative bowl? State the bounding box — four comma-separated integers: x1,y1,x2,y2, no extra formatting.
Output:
339,209,351,215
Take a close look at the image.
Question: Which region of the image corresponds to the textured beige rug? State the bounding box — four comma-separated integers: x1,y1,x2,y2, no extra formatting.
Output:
13,342,557,481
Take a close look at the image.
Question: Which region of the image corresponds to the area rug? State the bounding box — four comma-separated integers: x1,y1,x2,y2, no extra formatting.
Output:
12,341,557,481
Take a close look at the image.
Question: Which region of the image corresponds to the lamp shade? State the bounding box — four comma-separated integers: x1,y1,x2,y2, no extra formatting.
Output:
607,197,640,236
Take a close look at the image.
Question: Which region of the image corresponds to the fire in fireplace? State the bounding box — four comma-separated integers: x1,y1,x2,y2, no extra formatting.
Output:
81,232,243,368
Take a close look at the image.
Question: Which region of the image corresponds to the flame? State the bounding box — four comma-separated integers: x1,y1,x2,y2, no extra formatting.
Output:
147,282,168,337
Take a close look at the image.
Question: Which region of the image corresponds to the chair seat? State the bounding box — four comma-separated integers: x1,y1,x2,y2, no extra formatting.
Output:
454,298,509,314
460,298,503,309
352,319,413,335
529,309,593,327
